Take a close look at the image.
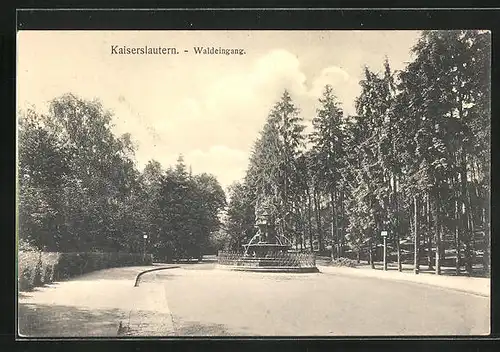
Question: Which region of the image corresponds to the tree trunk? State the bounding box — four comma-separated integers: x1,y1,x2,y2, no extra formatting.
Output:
426,192,434,270
301,203,307,251
434,196,441,275
330,190,338,260
301,205,306,251
330,222,335,260
483,207,490,274
468,184,477,276
296,202,303,251
455,198,461,275
368,237,375,269
395,175,402,272
314,186,324,252
339,190,344,258
460,150,473,276
330,191,334,259
414,195,419,274
307,187,314,252
465,205,475,276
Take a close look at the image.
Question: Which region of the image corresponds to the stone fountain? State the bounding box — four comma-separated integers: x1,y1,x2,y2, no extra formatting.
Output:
217,197,318,273
242,207,290,257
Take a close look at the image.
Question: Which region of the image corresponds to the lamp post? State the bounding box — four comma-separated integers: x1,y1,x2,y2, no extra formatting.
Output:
143,234,148,263
381,230,388,271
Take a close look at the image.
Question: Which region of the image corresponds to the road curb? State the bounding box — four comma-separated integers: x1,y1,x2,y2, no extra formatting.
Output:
317,265,490,298
134,266,180,287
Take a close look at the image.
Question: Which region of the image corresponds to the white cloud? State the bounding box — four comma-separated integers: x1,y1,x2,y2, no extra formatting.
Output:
308,65,361,115
75,49,360,189
310,66,350,96
156,146,248,190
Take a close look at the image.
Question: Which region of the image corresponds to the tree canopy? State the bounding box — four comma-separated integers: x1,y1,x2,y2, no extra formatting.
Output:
18,94,226,261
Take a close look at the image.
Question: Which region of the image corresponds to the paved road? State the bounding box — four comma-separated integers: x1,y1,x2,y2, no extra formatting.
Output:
18,263,489,337
18,266,175,337
145,264,489,336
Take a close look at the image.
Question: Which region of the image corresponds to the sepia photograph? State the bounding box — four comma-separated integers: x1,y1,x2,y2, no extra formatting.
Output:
16,29,491,337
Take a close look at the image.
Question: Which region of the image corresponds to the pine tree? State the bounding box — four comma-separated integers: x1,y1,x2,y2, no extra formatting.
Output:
309,85,348,258
246,90,305,244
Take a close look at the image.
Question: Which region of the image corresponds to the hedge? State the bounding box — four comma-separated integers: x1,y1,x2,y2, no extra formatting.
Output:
18,251,153,291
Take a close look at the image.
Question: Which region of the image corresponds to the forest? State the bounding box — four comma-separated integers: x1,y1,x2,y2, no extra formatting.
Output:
18,30,490,274
217,30,490,275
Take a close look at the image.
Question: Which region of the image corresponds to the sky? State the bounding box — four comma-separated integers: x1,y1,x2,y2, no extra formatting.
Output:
17,30,421,191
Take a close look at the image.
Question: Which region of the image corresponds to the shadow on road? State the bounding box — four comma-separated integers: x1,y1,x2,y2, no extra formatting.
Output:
170,315,245,336
18,303,125,337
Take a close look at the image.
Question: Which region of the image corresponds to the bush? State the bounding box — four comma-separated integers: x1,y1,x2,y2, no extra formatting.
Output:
32,254,43,287
18,250,40,291
18,250,153,292
329,257,359,268
54,252,151,279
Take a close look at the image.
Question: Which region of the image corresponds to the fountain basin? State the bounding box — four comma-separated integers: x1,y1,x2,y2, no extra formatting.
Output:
217,250,319,273
221,201,319,273
242,243,290,257
217,265,319,273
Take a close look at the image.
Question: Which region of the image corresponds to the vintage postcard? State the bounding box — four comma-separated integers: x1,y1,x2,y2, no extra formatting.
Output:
17,29,491,337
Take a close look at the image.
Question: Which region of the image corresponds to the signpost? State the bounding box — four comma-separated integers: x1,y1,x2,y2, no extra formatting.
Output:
381,231,388,271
